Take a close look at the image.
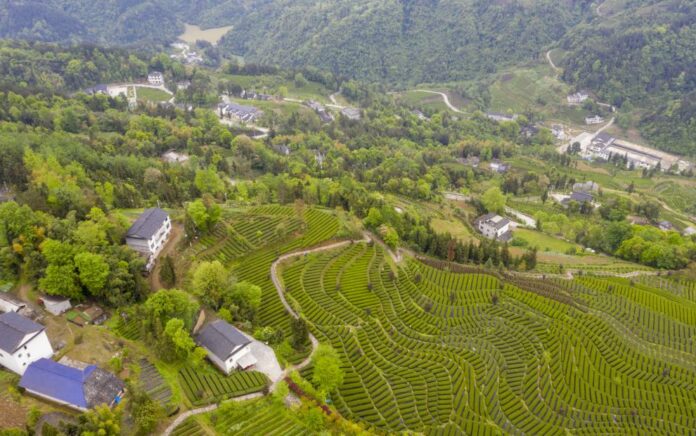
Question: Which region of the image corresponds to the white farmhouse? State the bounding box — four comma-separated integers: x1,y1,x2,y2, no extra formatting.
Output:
0,312,54,375
475,213,513,242
125,208,171,271
196,320,257,374
147,71,164,86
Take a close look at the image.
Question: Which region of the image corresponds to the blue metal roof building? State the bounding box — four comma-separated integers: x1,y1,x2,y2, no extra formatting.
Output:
19,358,124,411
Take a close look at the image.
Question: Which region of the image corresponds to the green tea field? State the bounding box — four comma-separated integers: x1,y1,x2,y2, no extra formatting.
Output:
280,242,696,434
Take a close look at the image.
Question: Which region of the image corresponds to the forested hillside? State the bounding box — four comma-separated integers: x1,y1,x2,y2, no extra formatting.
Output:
217,0,592,84
560,0,696,154
0,0,201,46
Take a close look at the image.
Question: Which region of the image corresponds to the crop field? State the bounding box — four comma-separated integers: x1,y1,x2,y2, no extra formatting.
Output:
171,417,206,436
136,87,171,102
281,242,696,434
653,181,696,215
512,228,580,253
178,365,268,406
138,359,174,408
431,218,474,242
199,206,340,357
178,23,233,45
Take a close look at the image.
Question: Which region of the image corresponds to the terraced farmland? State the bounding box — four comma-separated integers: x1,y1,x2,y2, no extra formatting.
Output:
197,206,304,262
172,398,317,435
192,205,340,343
281,242,696,434
227,206,340,340
179,365,268,406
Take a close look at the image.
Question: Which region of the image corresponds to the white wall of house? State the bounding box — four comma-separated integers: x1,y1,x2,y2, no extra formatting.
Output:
205,350,230,374
478,222,510,240
0,299,24,313
228,345,252,370
126,216,171,258
43,299,72,316
204,344,253,375
0,332,54,375
24,389,87,412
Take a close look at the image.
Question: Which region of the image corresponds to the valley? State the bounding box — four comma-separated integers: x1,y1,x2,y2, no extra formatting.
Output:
0,2,695,435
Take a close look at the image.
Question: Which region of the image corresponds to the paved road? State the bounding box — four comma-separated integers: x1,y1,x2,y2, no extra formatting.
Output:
412,90,464,114
505,207,537,228
162,392,263,436
593,117,615,136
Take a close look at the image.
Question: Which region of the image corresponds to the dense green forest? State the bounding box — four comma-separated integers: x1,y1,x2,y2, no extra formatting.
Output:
217,0,593,85
0,0,593,85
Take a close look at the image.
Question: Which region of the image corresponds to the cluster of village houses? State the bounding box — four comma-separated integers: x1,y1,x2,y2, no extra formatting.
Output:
0,208,260,414
471,173,695,244
218,96,362,125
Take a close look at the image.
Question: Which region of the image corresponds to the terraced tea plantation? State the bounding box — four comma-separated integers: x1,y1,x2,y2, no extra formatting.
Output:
172,398,317,435
227,206,340,337
281,242,696,434
190,205,340,346
197,206,304,262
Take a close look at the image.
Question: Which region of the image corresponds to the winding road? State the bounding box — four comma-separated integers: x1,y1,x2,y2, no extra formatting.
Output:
412,90,464,114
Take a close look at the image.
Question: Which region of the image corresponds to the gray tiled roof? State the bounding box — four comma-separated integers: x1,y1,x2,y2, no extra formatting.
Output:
0,312,44,353
570,191,593,203
126,208,169,240
84,367,125,408
476,213,510,230
196,320,250,360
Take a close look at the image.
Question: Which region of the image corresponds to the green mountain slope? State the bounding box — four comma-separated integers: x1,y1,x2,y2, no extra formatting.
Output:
217,0,593,84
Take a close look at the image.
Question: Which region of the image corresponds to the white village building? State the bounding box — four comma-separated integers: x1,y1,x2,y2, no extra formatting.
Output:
585,115,605,125
567,91,589,104
475,213,513,242
0,312,54,375
39,296,72,316
147,71,164,86
125,208,171,271
196,320,257,374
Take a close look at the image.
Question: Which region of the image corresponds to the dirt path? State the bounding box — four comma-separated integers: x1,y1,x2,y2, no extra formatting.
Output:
162,392,262,436
327,92,345,109
149,223,184,292
546,49,562,74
